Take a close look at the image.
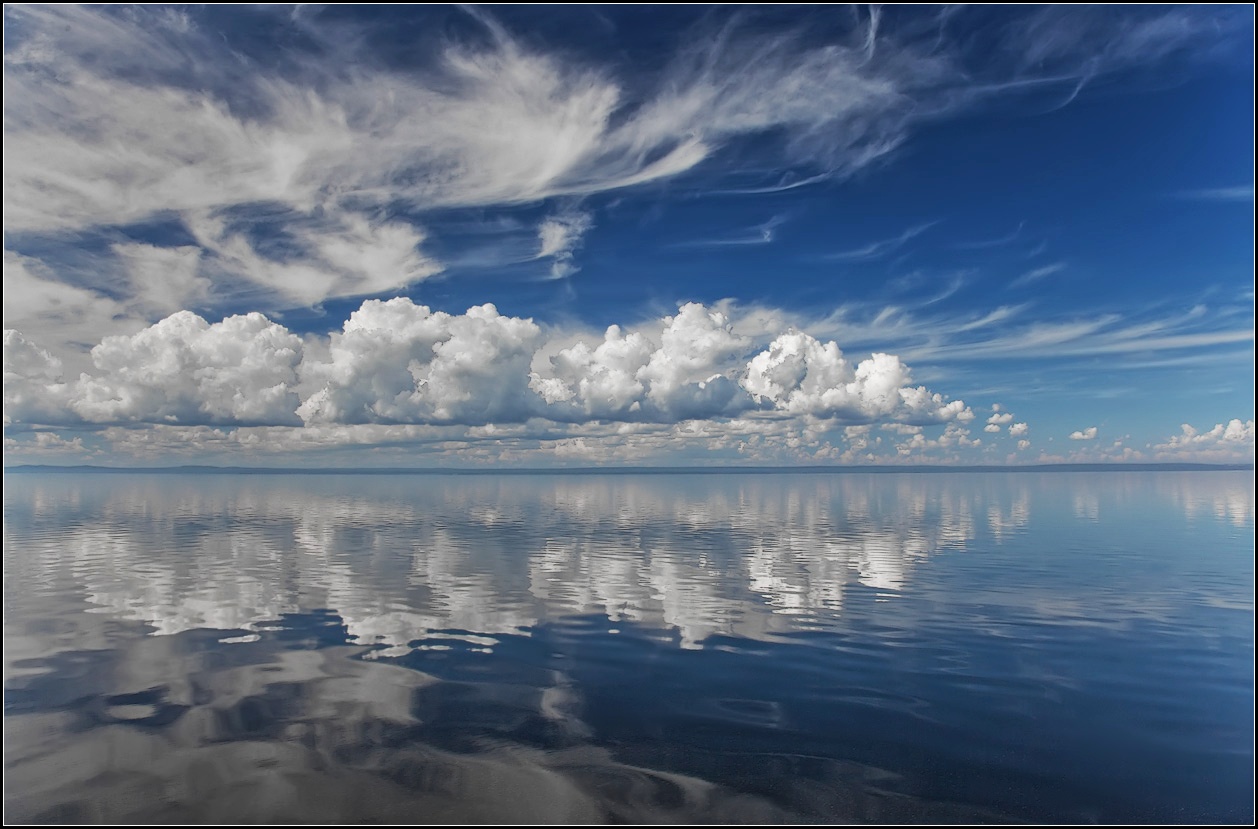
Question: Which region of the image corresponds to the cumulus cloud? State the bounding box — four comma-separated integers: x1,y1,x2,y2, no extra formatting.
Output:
531,324,654,418
1029,417,1253,466
298,299,543,425
6,300,973,435
72,312,304,425
895,423,981,457
639,304,752,420
984,410,1014,433
1151,419,1254,462
1069,426,1098,440
1009,422,1029,437
2,430,87,455
533,304,755,422
3,329,74,425
741,331,972,424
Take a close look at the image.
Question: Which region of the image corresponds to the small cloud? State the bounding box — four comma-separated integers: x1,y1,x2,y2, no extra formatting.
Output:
957,304,1027,332
954,222,1024,250
538,210,594,279
826,221,938,262
1010,262,1066,289
674,215,788,249
1009,422,1029,437
1069,426,1098,440
1173,185,1254,202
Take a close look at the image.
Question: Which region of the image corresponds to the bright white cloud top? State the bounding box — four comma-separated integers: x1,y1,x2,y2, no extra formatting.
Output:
7,301,973,430
2,5,1253,467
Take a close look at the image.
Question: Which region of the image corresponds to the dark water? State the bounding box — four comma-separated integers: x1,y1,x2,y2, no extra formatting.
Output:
3,471,1253,824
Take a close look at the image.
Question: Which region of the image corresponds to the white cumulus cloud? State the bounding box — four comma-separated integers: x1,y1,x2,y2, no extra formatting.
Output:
3,329,74,425
298,299,543,425
6,300,974,436
530,325,654,418
1069,426,1098,440
741,331,972,424
1151,419,1254,462
72,311,304,425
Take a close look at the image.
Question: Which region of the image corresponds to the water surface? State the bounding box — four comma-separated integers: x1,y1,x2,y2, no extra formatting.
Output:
3,471,1253,823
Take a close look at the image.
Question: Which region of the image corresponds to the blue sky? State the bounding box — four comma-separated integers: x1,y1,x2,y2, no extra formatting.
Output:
2,4,1253,467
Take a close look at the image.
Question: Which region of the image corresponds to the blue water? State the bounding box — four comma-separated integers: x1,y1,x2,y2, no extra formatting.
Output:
3,471,1253,823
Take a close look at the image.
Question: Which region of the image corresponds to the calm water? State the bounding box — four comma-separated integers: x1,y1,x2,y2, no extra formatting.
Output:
3,471,1253,824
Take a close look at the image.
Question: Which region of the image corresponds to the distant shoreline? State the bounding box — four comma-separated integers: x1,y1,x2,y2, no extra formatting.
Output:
3,463,1252,475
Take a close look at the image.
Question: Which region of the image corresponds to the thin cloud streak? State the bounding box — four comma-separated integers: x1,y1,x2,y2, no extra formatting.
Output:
1173,185,1254,202
825,221,940,261
673,215,789,249
795,298,1252,367
953,222,1024,250
1010,263,1067,289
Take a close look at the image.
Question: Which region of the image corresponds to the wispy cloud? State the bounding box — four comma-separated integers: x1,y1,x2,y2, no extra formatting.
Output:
673,215,788,249
954,222,1024,250
715,172,832,195
783,294,1253,369
1010,262,1066,289
537,210,594,279
956,304,1029,332
2,5,959,237
825,221,939,262
6,3,1239,326
1173,185,1254,202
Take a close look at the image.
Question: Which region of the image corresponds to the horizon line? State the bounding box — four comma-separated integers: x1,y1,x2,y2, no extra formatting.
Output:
4,463,1253,475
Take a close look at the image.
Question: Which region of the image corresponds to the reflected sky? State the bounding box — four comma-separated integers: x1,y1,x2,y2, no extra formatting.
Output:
7,473,1031,651
5,473,1251,651
3,472,1254,823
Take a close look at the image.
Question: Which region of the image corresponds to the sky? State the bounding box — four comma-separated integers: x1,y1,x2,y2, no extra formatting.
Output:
2,4,1254,468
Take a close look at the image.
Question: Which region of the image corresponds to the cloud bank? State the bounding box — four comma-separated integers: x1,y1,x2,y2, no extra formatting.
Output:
5,301,973,433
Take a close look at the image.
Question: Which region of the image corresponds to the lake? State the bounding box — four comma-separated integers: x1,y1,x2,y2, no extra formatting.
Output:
3,471,1253,823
